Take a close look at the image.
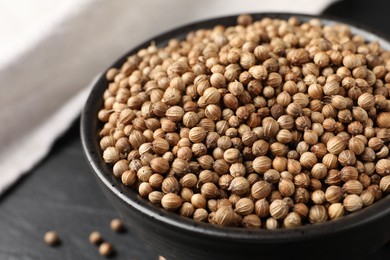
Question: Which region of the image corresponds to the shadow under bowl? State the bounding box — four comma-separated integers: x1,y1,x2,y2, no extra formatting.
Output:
81,13,390,260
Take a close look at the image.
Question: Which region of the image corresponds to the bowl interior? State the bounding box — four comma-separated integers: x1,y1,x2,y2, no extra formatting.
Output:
81,12,390,241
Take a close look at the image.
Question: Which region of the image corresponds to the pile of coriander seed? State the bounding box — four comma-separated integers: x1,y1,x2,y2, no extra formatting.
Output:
98,14,390,229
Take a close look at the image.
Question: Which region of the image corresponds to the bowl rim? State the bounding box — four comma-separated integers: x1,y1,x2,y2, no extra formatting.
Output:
81,12,390,242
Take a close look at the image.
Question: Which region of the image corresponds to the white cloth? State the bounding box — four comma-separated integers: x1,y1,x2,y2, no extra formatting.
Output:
0,0,337,194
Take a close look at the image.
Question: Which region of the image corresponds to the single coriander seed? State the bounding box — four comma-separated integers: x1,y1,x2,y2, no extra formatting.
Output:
343,194,363,212
89,231,102,245
44,231,60,246
328,203,345,219
308,205,328,224
99,242,113,257
284,212,302,228
269,199,289,220
110,218,125,232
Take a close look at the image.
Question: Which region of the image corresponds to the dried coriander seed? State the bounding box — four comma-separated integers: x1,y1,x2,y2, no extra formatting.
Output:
380,175,390,193
328,203,345,220
376,159,390,176
228,177,250,196
98,14,390,229
255,199,270,218
325,186,344,203
251,181,272,199
161,193,182,211
269,199,289,220
44,231,60,246
193,208,209,222
215,206,235,226
283,212,302,228
278,179,295,197
253,156,272,173
343,194,363,212
293,203,308,218
360,190,375,206
89,231,102,245
99,242,113,257
309,205,328,224
110,218,125,232
265,217,279,230
234,198,254,216
241,214,261,229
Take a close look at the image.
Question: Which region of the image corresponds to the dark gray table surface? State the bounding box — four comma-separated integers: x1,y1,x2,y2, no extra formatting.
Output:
0,120,156,260
1,1,390,259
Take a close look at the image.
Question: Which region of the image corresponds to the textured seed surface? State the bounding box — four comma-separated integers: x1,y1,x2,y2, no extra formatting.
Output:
98,14,390,229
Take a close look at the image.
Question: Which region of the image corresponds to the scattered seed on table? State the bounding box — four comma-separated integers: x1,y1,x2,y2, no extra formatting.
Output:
44,231,60,246
89,231,102,245
99,242,113,257
110,218,125,232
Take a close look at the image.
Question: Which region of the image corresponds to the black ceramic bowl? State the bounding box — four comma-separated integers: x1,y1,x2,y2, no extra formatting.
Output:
81,13,390,260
